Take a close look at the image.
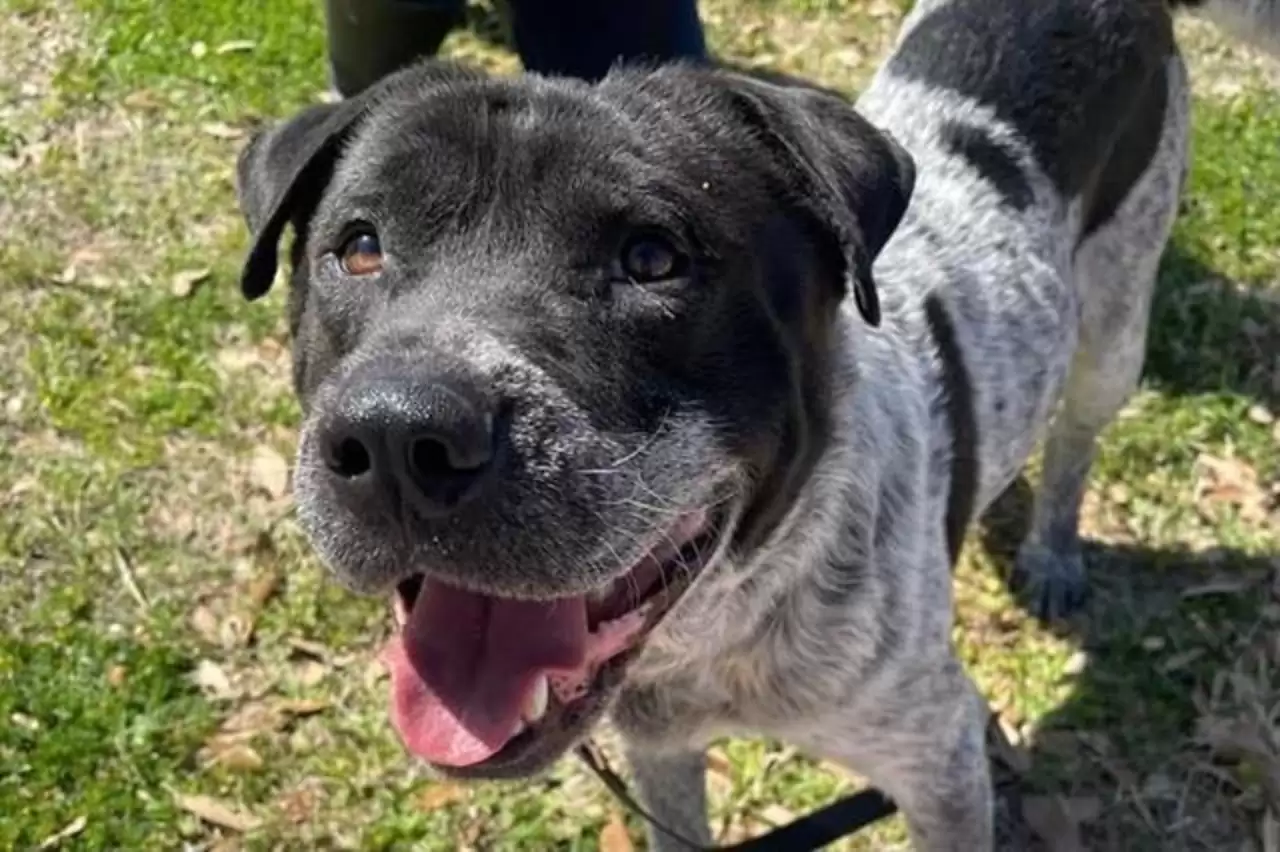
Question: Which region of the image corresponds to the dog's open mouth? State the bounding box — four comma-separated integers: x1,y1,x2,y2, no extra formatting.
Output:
379,510,718,768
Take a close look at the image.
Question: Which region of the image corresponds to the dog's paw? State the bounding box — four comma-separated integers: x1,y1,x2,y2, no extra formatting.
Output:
1011,542,1088,622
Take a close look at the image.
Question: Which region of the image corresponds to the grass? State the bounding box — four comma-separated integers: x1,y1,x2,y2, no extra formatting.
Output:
1,0,1277,849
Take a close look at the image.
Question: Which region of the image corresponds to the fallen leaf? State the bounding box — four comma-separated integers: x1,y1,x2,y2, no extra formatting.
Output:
1194,453,1272,525
124,90,165,109
759,804,797,827
106,665,127,687
867,0,901,19
706,750,735,799
990,714,1032,774
292,660,329,687
276,698,332,717
277,783,322,824
718,815,764,844
364,657,389,686
599,810,634,852
217,345,267,373
36,815,87,849
219,612,255,649
287,637,332,661
457,817,484,847
1063,649,1090,675
201,122,245,140
1022,795,1099,852
172,793,261,832
706,747,733,779
244,569,282,609
418,782,468,810
219,701,282,736
206,743,264,772
190,660,236,699
171,267,211,298
248,445,290,499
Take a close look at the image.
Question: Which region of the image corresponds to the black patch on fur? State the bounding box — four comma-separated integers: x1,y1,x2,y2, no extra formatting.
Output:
888,0,1174,210
1079,67,1169,236
938,120,1033,210
924,293,978,567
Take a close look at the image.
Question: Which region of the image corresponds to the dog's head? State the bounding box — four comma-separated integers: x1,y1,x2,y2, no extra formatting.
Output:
235,60,913,778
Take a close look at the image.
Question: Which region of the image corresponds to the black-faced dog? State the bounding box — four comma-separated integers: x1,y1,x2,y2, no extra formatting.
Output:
234,1,1279,848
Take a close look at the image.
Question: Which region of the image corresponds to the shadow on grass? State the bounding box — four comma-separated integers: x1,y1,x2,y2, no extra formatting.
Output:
973,235,1280,848
1145,239,1280,410
981,472,1274,850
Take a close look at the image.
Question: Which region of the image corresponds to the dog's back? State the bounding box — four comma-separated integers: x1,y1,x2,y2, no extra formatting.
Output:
844,0,1193,618
883,0,1175,232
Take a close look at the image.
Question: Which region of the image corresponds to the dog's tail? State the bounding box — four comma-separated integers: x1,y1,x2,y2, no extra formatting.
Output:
1170,0,1280,55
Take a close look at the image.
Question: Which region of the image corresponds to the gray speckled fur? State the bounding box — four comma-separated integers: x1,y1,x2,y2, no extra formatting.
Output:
621,10,1193,852
227,0,1279,848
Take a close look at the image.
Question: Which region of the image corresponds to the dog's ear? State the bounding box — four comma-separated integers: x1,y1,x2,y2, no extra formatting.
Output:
235,98,367,301
720,74,916,327
235,61,484,301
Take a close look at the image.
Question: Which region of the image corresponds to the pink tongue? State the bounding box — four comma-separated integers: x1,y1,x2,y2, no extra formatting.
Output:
381,579,587,766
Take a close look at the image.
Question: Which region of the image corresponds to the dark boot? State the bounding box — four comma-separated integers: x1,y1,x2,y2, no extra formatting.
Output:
324,0,466,97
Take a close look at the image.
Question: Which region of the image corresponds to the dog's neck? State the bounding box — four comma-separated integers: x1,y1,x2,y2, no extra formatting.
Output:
634,311,938,690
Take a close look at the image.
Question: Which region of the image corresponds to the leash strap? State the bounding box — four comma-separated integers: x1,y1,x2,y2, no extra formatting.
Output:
575,741,899,851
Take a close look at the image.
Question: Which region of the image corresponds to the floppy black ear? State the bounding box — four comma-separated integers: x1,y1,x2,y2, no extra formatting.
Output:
235,97,367,301
235,61,485,301
719,73,916,327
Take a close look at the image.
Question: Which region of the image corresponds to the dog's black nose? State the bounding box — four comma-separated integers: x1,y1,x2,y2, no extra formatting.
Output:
320,378,499,517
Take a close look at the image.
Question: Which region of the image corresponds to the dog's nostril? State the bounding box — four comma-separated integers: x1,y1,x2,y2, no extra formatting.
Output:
326,436,372,479
408,435,481,479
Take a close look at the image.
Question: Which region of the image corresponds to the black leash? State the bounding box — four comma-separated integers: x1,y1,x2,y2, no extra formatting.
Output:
576,741,898,851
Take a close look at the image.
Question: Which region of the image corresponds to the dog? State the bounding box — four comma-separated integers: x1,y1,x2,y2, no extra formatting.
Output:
232,0,1279,848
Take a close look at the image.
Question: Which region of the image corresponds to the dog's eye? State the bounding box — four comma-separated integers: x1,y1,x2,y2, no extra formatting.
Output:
619,232,688,284
339,230,384,276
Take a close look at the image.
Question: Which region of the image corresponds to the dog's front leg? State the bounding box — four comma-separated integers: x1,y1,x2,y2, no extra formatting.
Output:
799,653,993,851
623,746,712,852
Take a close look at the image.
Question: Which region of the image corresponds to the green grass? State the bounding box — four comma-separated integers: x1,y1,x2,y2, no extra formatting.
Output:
1,0,1278,849
0,626,216,850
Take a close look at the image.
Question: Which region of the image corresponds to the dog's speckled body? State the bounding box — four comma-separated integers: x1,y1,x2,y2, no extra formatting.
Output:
234,0,1278,848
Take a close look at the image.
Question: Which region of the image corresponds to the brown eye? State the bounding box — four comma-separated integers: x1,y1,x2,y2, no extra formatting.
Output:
339,230,383,276
620,232,688,284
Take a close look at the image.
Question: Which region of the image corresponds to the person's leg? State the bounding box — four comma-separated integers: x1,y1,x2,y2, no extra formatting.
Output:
505,0,707,81
324,0,466,97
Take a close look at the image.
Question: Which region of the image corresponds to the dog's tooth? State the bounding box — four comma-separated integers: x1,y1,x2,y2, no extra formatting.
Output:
523,675,549,724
